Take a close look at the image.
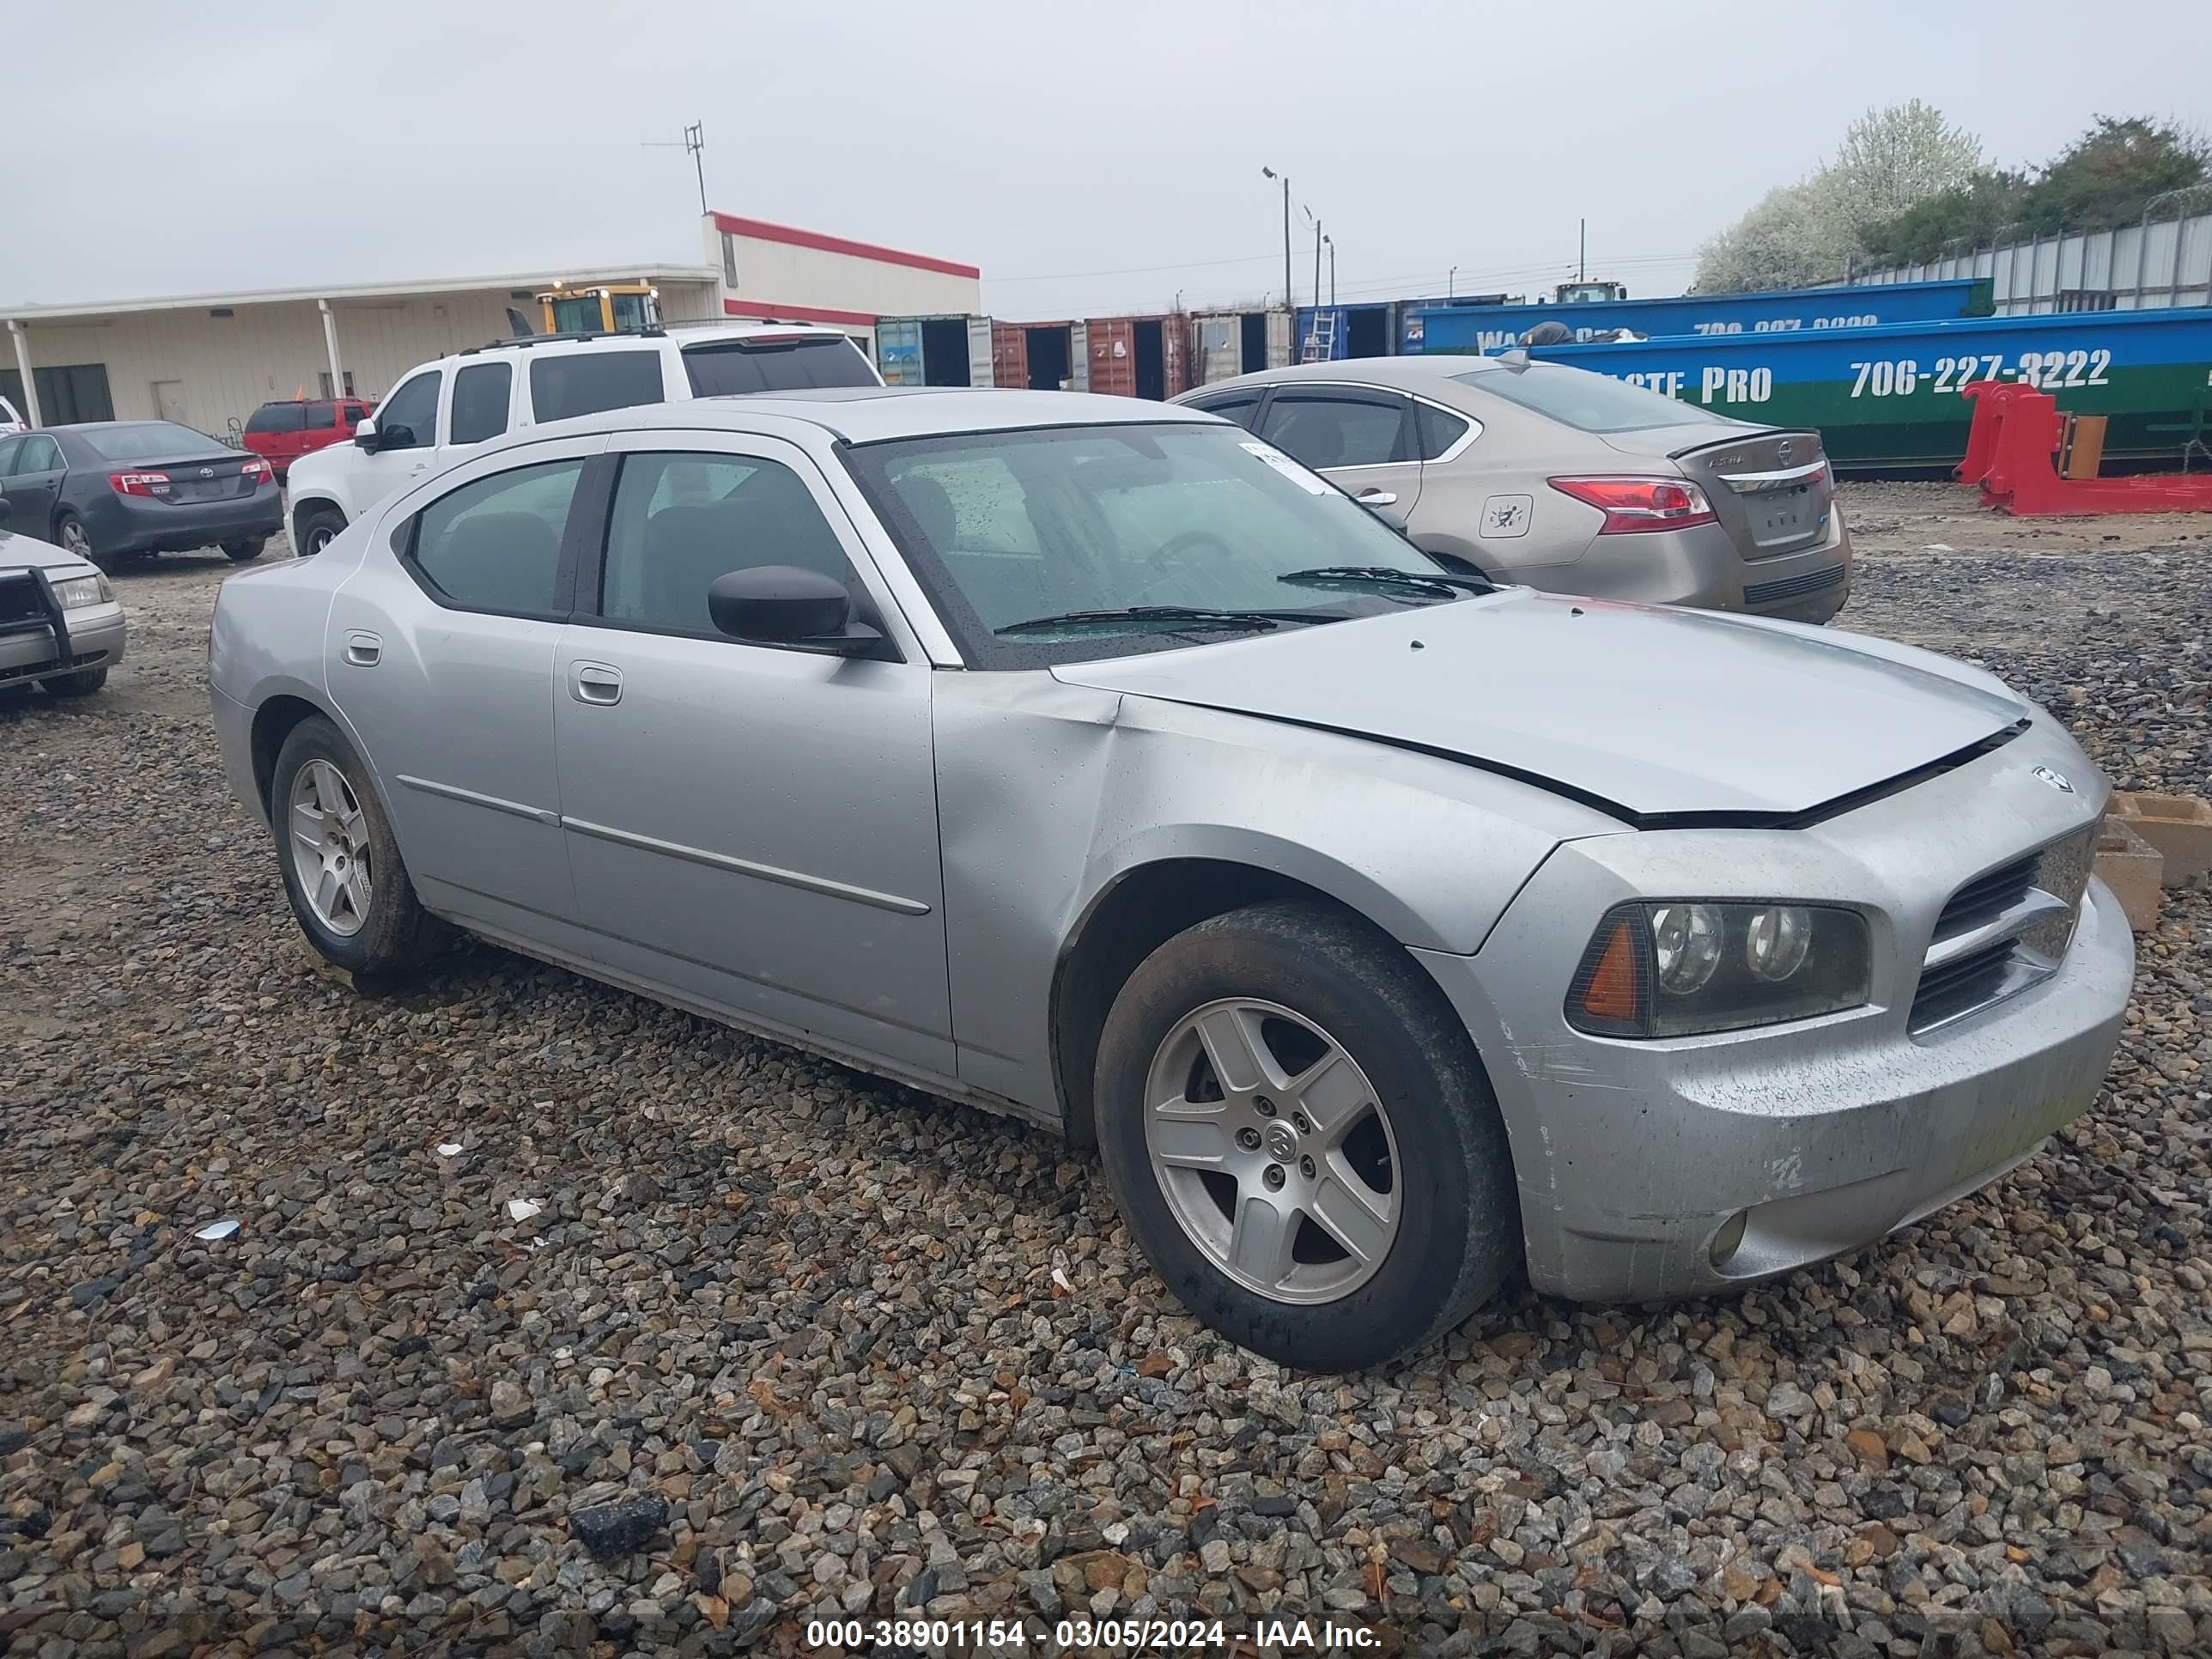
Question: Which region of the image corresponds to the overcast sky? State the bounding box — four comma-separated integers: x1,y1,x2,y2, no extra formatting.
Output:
6,0,2206,320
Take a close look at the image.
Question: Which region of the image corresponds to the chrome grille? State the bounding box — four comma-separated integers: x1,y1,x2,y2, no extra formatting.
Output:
1911,826,2096,1036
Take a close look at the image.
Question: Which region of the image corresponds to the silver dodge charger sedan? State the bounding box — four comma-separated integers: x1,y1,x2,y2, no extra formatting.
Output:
208,387,2130,1370
1175,357,1853,623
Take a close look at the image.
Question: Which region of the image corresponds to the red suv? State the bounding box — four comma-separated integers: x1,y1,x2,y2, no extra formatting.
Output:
240,398,374,479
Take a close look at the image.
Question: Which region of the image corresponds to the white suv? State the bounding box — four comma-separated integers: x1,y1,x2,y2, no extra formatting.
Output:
286,323,880,555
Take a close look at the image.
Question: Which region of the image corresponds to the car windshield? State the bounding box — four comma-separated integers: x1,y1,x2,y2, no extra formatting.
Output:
76,422,219,459
843,422,1468,666
1452,363,1735,433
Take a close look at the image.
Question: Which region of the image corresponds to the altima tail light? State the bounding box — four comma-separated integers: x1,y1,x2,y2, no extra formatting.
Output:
240,457,273,484
1549,475,1717,533
109,471,173,497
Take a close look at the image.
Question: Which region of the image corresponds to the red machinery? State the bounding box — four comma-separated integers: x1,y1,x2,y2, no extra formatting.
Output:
1959,380,2212,515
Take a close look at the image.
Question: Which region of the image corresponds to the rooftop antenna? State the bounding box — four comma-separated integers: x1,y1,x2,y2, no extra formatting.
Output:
643,121,708,214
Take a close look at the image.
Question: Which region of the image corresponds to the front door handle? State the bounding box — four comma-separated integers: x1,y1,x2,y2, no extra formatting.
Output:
571,662,623,705
1355,487,1398,507
343,630,381,666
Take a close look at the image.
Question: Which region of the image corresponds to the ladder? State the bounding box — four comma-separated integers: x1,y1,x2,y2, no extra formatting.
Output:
1299,309,1338,362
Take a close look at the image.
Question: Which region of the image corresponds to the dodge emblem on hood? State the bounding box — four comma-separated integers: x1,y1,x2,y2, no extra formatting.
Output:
2033,765,2075,793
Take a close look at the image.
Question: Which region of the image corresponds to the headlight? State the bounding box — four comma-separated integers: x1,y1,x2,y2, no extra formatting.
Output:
52,572,112,610
1567,901,1870,1038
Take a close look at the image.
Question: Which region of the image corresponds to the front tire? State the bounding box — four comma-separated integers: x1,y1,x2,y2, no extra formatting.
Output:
295,507,345,556
270,715,446,975
40,665,108,697
1095,900,1520,1371
222,536,266,562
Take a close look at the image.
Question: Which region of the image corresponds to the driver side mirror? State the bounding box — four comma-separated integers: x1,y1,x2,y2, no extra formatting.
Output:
708,566,884,657
352,417,380,449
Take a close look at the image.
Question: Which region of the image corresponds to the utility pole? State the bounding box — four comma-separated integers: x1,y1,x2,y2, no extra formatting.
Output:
1326,236,1335,306
1261,167,1292,309
1578,217,1587,283
1312,218,1323,314
644,122,709,214
1448,264,1457,298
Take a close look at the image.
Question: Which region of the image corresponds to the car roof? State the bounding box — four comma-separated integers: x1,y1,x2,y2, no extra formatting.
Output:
443,320,854,362
517,387,1222,448
1182,356,1510,397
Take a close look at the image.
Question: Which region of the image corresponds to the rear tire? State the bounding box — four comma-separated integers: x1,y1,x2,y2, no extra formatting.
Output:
222,536,266,562
295,507,345,556
40,665,108,697
1095,899,1520,1371
270,715,446,976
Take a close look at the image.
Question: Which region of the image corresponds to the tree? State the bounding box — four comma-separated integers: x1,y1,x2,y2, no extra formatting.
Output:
1858,169,2028,267
1694,180,1861,293
1825,100,1985,231
1695,101,1982,291
2014,116,2209,233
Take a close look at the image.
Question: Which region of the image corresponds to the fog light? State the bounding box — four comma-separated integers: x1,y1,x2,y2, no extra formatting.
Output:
1709,1210,1749,1271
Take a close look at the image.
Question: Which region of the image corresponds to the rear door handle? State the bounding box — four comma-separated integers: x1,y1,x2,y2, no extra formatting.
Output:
343,630,381,666
571,662,623,705
1355,487,1398,507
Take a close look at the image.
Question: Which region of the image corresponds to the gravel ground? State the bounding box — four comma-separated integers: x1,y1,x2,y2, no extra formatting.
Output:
3,491,2209,1658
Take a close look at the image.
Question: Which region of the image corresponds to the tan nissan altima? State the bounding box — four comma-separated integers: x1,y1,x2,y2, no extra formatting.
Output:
1175,356,1853,624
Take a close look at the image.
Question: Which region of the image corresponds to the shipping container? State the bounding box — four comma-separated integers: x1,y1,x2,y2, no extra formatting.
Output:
1407,276,1994,355
874,314,995,386
1079,314,1191,401
1492,306,2212,471
1294,303,1399,362
1191,309,1292,383
994,321,1082,390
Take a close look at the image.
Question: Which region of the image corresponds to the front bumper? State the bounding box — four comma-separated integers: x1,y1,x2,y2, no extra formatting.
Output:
0,599,126,686
88,483,283,556
1416,713,2134,1302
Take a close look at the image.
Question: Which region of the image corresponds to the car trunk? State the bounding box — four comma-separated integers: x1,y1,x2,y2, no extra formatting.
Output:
125,450,260,504
1604,425,1832,559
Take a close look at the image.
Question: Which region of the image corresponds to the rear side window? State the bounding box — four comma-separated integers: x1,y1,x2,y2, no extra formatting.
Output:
406,458,583,616
15,436,58,472
305,402,337,430
246,404,307,434
1415,403,1471,459
1257,392,1410,468
374,372,441,450
449,362,513,446
1183,391,1263,430
683,337,878,396
529,351,665,423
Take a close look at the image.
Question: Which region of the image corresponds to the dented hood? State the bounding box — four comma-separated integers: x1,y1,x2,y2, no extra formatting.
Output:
1050,591,2028,821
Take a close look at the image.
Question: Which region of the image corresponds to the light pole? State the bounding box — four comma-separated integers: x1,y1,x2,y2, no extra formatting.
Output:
1448,264,1457,299
1261,167,1292,310
1325,235,1335,306
1304,204,1322,317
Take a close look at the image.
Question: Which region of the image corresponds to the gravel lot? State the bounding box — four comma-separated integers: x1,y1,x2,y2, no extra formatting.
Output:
5,488,2210,1658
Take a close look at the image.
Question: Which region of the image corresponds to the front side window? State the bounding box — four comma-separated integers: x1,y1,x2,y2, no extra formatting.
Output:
844,422,1470,668
528,351,665,423
1453,363,1733,432
1257,392,1410,469
406,458,582,616
0,438,21,476
305,402,337,431
375,372,441,450
449,362,513,446
1183,391,1263,430
599,450,856,637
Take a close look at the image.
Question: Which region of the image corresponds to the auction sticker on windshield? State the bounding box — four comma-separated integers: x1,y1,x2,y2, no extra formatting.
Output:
1241,440,1330,494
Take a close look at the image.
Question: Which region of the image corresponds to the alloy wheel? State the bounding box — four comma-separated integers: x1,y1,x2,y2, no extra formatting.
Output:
1143,998,1401,1304
289,758,372,937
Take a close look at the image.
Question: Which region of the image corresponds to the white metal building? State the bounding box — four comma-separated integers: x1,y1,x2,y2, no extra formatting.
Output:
707,211,981,350
3,210,981,441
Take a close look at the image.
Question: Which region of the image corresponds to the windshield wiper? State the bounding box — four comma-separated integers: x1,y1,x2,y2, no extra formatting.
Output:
1276,565,1494,598
994,605,1344,636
